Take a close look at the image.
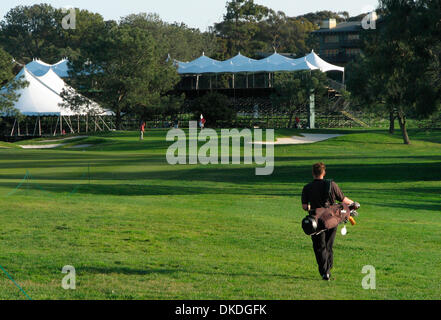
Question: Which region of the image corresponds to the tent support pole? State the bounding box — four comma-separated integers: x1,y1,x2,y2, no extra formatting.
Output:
54,116,59,136
65,116,74,133
108,117,115,130
93,116,103,132
10,118,16,137
70,116,75,133
309,91,316,129
39,117,42,136
32,117,38,136
99,115,111,131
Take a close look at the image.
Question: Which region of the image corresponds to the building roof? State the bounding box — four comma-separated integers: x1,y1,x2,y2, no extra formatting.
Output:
312,21,362,34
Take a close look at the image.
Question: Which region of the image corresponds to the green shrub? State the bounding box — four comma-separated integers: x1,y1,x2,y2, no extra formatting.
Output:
190,92,236,127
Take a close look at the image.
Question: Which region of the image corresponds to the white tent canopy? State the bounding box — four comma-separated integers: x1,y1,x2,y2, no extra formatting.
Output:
25,58,70,78
3,66,105,116
304,51,344,73
6,67,75,116
177,50,344,74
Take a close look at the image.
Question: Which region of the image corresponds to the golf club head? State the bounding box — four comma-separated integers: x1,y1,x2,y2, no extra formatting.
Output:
350,202,361,210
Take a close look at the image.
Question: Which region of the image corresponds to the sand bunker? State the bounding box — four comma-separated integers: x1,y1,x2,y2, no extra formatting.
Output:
38,136,88,143
253,133,343,145
20,136,89,149
20,144,66,149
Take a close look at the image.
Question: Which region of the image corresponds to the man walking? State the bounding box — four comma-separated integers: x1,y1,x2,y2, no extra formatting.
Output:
301,162,354,281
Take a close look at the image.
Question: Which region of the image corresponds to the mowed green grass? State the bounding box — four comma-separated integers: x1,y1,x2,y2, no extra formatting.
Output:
0,128,440,300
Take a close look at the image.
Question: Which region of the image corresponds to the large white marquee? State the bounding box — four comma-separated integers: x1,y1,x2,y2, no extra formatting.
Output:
177,50,344,75
2,63,105,117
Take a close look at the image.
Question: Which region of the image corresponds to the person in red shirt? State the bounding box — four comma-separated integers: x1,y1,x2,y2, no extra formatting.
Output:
140,121,146,140
199,115,206,130
295,116,301,129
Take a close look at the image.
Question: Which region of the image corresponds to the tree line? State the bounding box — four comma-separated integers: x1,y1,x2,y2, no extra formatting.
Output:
0,1,344,129
346,0,441,144
0,0,439,143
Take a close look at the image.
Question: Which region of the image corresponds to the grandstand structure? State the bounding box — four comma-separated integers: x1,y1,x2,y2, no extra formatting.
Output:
174,50,357,129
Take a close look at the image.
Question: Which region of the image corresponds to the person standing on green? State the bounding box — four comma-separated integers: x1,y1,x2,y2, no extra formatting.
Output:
140,121,146,140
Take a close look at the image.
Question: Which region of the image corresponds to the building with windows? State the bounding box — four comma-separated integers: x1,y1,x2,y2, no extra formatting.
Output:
312,19,363,66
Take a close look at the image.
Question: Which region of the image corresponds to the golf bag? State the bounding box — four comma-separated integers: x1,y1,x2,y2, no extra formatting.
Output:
301,179,360,236
302,203,352,236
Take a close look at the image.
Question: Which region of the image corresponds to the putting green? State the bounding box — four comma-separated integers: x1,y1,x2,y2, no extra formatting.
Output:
0,128,440,300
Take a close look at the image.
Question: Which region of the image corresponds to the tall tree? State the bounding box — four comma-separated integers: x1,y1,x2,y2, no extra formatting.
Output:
0,4,64,63
347,0,441,144
61,22,180,129
0,47,28,115
0,4,106,64
214,0,271,57
256,14,316,56
120,13,220,62
272,71,328,128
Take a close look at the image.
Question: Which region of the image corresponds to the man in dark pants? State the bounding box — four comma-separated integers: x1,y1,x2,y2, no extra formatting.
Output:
301,162,354,281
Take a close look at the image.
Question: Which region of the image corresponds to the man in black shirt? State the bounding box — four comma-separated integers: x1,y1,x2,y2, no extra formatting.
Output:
301,162,354,281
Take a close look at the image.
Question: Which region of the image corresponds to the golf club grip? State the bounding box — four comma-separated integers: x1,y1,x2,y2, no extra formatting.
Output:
349,217,356,226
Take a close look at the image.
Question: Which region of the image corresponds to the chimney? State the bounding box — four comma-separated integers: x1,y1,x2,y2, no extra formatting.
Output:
321,19,337,29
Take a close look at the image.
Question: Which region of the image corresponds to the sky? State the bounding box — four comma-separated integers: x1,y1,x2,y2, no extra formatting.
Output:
0,0,379,31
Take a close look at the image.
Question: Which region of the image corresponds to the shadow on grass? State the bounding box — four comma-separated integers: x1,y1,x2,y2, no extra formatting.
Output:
0,158,440,183
79,266,311,280
79,266,177,276
0,181,299,197
2,153,441,171
0,160,440,193
383,201,441,212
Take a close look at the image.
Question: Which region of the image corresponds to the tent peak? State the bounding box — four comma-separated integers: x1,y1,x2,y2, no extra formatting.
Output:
178,50,344,74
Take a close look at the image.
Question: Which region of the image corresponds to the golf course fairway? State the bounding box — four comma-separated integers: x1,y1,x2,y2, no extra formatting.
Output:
0,128,440,300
